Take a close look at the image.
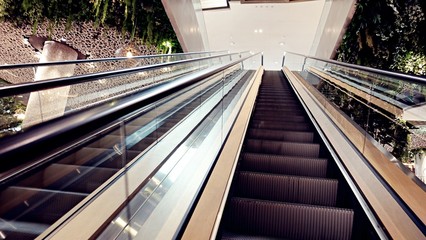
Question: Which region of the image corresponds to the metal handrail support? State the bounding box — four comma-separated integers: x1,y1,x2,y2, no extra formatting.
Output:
0,52,247,98
0,50,232,70
283,51,426,84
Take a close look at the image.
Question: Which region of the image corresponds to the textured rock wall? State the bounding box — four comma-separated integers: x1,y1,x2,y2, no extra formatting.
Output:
0,20,164,111
0,20,158,84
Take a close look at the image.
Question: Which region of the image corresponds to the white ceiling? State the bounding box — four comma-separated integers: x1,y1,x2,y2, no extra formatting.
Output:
200,0,229,10
202,1,325,70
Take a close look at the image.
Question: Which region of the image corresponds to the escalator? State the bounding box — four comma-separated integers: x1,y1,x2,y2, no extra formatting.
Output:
217,71,377,239
0,62,254,239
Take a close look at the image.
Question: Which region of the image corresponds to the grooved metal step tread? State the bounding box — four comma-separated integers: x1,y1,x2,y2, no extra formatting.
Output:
221,231,284,240
247,129,314,143
250,121,311,132
14,163,118,194
251,114,306,122
226,197,354,240
253,110,305,118
87,135,121,148
256,98,296,103
0,221,49,239
256,97,296,101
0,186,88,224
241,153,328,178
58,147,128,169
245,139,320,158
236,171,338,206
255,103,300,108
254,106,303,113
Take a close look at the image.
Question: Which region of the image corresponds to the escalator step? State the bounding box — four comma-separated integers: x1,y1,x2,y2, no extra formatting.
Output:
127,116,153,126
247,129,314,143
129,136,157,151
241,153,327,178
254,107,304,113
245,139,320,158
14,163,118,194
0,221,49,240
253,110,305,118
236,171,338,206
226,197,354,240
251,112,306,122
250,121,311,132
251,114,305,122
256,99,297,104
255,102,300,107
221,231,283,240
58,147,124,169
87,135,121,149
0,187,87,224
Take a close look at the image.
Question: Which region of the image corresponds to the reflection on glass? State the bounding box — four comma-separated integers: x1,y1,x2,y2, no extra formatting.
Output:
97,62,257,239
0,94,27,137
0,53,243,140
0,126,125,239
294,56,426,184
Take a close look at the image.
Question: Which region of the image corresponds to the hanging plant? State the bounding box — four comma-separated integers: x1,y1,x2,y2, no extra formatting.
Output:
0,0,182,53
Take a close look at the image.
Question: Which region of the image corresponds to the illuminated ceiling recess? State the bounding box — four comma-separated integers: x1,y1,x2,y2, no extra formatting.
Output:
199,0,313,9
240,0,315,3
202,1,325,70
200,0,229,10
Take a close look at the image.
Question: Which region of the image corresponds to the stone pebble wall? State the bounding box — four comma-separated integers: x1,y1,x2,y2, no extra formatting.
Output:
0,20,166,110
0,20,159,83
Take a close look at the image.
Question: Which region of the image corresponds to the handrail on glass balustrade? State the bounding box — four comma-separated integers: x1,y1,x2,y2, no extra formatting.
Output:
0,50,231,70
0,51,250,98
283,51,426,84
0,52,260,176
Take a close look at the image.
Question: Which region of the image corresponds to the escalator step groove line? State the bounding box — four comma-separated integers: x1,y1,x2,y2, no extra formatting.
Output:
241,153,328,178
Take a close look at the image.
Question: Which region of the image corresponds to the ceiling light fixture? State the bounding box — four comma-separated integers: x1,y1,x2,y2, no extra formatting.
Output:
126,51,134,58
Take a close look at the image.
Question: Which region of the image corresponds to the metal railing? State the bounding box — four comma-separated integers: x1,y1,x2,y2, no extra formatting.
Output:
0,51,261,240
283,51,426,83
0,51,260,176
282,51,426,237
0,52,245,98
0,50,229,70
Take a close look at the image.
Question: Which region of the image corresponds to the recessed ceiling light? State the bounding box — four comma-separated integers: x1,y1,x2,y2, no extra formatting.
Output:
279,42,285,46
259,29,263,33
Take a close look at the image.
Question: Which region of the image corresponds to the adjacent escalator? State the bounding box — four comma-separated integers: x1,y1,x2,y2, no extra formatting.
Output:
0,69,251,239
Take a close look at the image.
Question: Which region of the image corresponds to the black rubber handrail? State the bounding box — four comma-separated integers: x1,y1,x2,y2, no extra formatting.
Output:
283,51,426,84
0,52,260,172
0,52,244,98
0,50,230,70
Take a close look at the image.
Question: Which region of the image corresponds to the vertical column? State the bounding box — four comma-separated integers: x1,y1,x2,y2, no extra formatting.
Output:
22,41,78,128
415,151,425,183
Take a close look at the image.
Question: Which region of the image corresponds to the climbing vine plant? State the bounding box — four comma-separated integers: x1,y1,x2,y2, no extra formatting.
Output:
336,0,426,76
0,0,182,52
336,0,426,163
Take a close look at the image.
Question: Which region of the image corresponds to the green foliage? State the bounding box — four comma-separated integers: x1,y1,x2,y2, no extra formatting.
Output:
0,0,182,52
392,51,426,75
316,79,411,161
336,0,426,76
0,96,25,137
